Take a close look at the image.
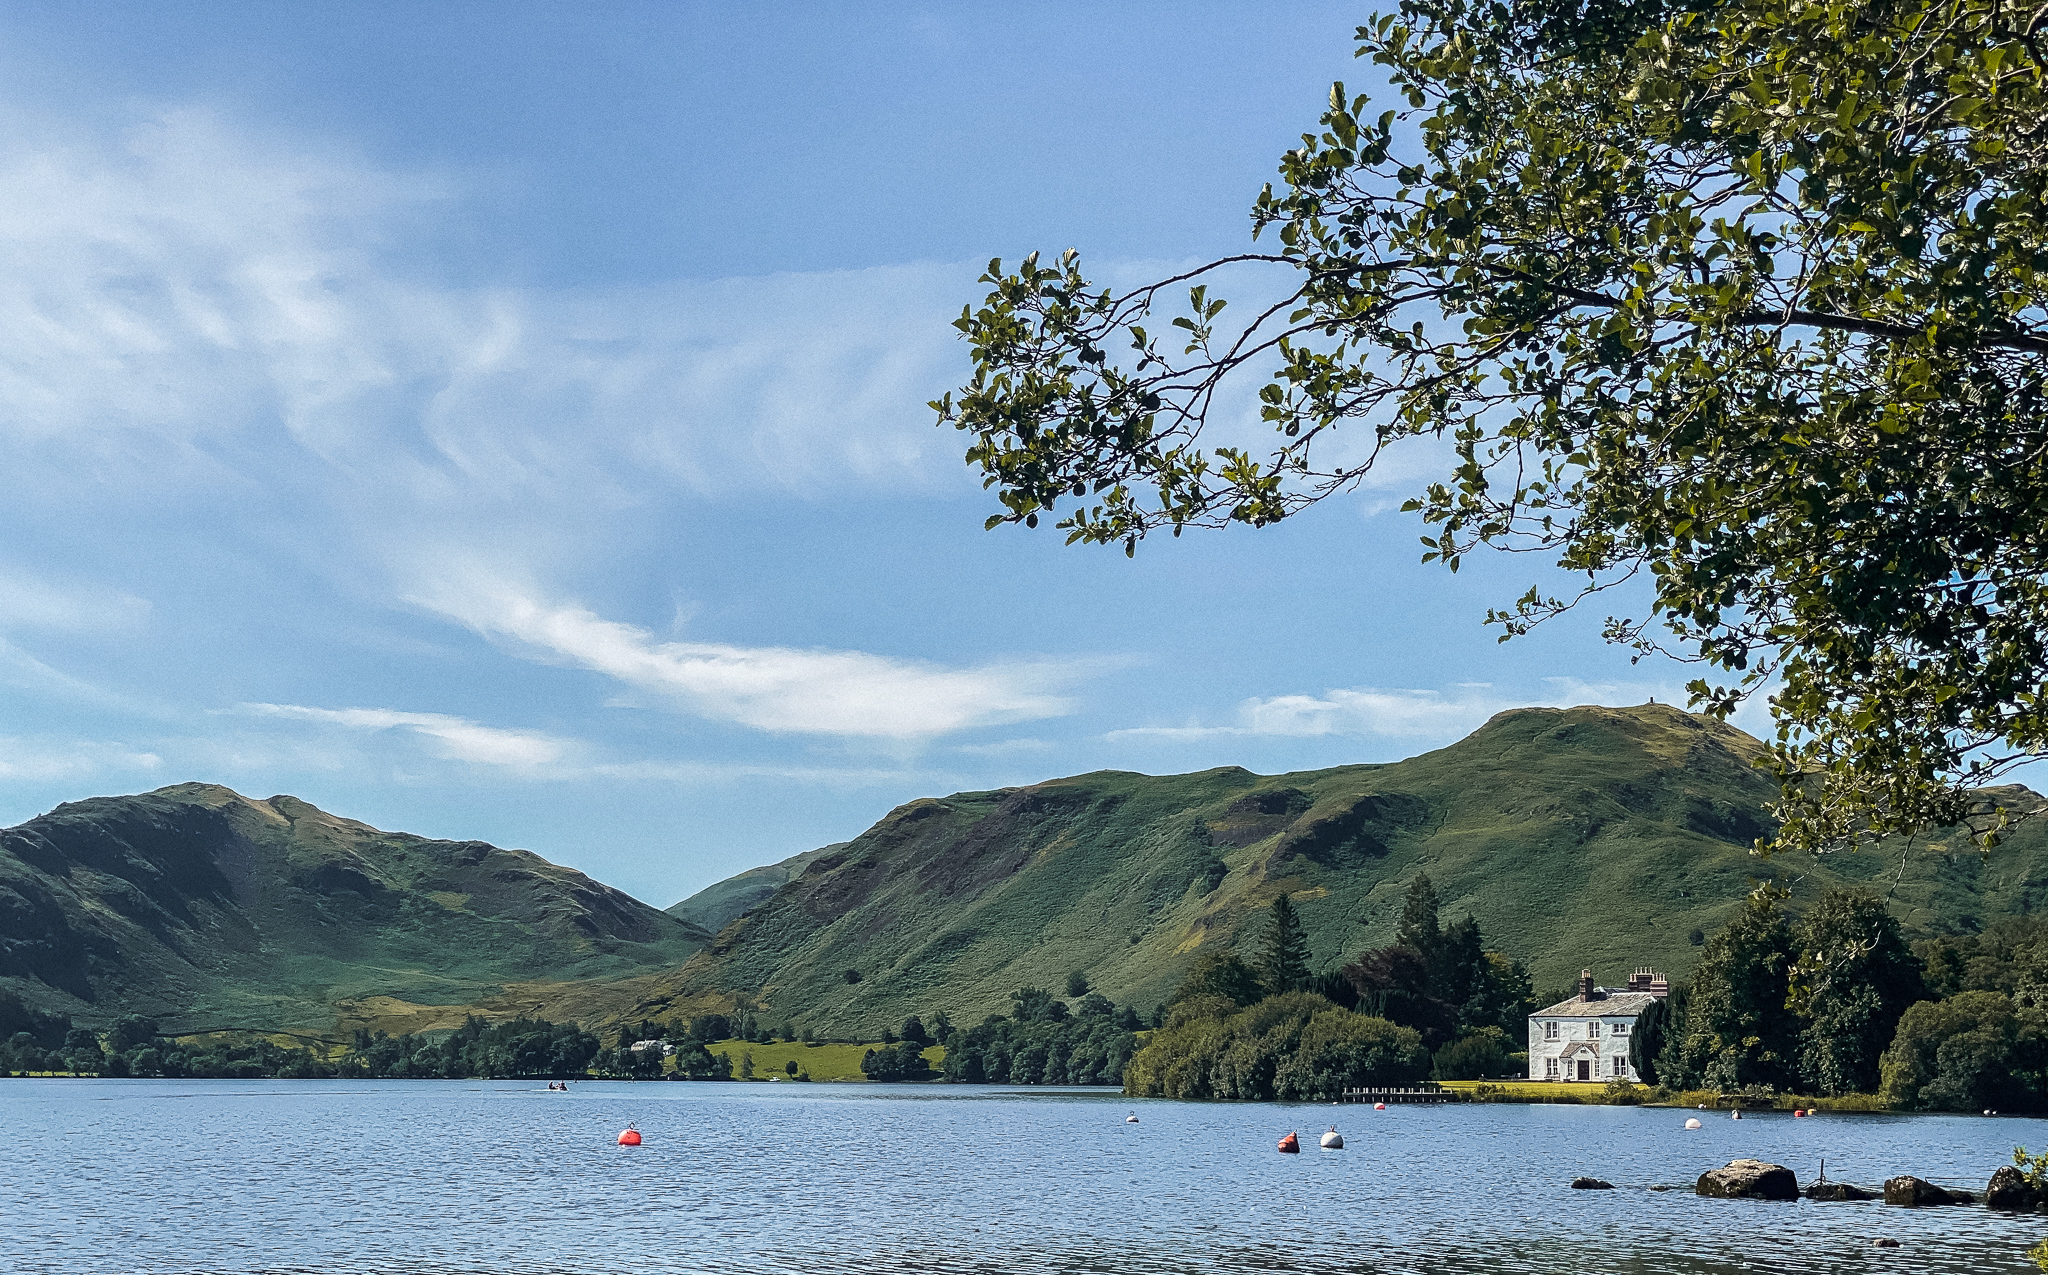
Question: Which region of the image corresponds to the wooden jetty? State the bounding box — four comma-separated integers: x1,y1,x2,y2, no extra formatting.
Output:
1340,1085,1456,1105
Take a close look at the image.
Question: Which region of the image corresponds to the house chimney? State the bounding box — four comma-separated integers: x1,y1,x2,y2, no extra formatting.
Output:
1577,969,1594,1001
1649,971,1669,999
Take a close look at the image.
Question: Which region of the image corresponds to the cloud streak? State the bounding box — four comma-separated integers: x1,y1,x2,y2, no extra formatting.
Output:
416,579,1085,740
0,735,161,782
239,702,568,767
1110,677,1684,743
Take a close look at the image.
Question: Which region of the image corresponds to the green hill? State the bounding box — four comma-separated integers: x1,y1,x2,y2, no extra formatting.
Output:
0,783,708,1034
633,704,2048,1034
665,843,844,935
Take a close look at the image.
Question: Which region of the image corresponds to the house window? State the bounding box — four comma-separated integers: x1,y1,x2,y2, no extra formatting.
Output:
1613,1057,1627,1077
1545,1058,1559,1079
1544,1021,1559,1040
1612,1022,1630,1037
1587,1020,1600,1037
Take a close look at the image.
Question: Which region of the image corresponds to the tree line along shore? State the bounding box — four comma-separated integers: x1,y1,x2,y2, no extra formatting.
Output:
6,875,2043,1111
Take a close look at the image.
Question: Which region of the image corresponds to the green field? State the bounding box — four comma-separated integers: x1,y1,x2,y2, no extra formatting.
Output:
703,1039,945,1082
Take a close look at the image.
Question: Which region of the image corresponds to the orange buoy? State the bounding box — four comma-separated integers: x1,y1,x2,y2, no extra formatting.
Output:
617,1125,641,1146
1277,1132,1300,1153
1793,1109,1805,1118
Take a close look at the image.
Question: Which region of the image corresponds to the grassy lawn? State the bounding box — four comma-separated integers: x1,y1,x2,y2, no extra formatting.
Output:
1434,1079,1889,1111
1435,1079,1627,1102
702,1039,946,1082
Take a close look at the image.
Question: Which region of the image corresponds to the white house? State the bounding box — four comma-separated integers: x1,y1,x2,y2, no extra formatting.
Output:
1528,968,1668,1082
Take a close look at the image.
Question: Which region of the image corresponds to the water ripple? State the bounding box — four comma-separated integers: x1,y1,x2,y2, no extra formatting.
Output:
0,1081,2042,1273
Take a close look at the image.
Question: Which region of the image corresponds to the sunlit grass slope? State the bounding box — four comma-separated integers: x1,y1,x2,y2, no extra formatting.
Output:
636,704,2048,1036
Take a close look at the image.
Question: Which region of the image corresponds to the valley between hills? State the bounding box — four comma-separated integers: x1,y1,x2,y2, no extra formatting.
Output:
4,703,2044,1042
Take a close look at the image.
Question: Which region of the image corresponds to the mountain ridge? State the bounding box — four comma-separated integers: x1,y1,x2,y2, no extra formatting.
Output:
0,782,708,1033
10,703,2046,1042
627,704,2048,1033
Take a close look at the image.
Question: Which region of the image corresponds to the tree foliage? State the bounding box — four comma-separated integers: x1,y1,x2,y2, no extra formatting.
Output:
936,0,2048,856
1123,991,1428,1100
1789,888,1928,1093
940,1011,1138,1085
1667,888,1799,1088
861,1040,937,1081
1170,952,1269,1008
1628,994,1671,1086
1341,873,1533,1048
1261,893,1313,993
1432,1024,1517,1079
1879,989,2048,1109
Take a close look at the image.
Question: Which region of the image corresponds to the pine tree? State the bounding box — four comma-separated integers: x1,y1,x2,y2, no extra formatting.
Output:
1628,996,1669,1086
1262,894,1311,993
1395,874,1442,956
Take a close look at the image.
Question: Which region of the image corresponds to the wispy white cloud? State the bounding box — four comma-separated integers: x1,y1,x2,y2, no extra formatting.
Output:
0,735,161,782
414,577,1087,741
589,759,920,787
1110,677,1685,743
0,105,972,520
0,567,150,633
238,702,568,767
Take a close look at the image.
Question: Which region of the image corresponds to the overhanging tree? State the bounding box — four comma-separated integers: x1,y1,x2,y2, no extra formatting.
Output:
936,0,2048,856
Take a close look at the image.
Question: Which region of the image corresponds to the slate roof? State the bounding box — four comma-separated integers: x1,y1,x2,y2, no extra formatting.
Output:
1532,990,1662,1018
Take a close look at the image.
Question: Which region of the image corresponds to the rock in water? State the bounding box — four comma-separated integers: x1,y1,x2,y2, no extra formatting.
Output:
1569,1177,1615,1190
1804,1182,1880,1201
1872,1238,1900,1248
1695,1159,1799,1200
1883,1176,1973,1207
1986,1166,2041,1211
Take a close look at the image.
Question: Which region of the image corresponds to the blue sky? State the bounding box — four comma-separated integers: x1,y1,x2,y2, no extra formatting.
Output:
0,2,1714,906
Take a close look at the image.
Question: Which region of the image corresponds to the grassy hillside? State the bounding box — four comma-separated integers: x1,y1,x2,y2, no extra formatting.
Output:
666,843,844,934
0,783,708,1033
631,705,2048,1035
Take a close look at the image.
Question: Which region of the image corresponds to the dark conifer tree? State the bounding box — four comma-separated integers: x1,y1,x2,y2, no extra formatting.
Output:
1262,894,1311,993
1395,874,1442,957
1628,996,1669,1086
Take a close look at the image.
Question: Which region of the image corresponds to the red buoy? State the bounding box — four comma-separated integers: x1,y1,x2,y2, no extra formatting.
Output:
1277,1132,1300,1153
617,1126,641,1146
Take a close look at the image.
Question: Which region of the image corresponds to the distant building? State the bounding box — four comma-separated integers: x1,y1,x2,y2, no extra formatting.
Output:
630,1039,676,1056
1527,968,1668,1082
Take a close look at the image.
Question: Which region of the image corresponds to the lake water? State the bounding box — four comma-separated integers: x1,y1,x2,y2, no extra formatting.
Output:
4,1079,2046,1274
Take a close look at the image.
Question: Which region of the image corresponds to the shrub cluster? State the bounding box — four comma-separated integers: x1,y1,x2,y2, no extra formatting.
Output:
1123,991,1428,1101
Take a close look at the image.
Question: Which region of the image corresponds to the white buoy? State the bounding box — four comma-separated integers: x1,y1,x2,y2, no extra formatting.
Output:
1373,1101,1387,1110
1320,1128,1344,1149
1685,1118,1702,1130
1126,1112,1139,1123
1731,1110,1742,1120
